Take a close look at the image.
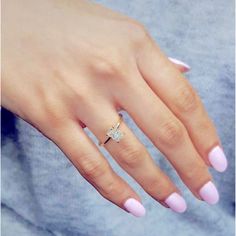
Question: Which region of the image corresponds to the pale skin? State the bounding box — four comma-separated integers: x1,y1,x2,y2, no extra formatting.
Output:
2,0,227,216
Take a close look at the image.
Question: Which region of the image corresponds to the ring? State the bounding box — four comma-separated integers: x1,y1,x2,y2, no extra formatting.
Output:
99,114,124,146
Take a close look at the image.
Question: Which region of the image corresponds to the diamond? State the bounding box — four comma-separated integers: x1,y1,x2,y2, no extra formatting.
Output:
107,127,124,142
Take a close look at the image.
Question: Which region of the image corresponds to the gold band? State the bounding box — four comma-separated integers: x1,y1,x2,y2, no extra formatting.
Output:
99,114,124,146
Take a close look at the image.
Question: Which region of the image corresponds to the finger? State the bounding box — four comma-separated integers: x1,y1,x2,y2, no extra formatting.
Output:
47,120,146,217
115,72,219,205
78,100,187,213
138,42,227,172
168,57,191,73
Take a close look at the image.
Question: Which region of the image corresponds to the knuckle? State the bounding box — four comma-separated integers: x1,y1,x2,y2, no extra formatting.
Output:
142,174,175,201
74,86,91,105
28,80,70,132
90,48,126,78
196,121,212,139
125,19,150,44
34,96,67,132
145,178,161,192
51,68,90,105
119,144,145,168
79,155,107,180
102,179,118,197
197,116,216,135
43,105,64,128
158,119,185,146
101,177,123,198
146,177,170,197
88,26,142,81
174,84,199,113
93,57,120,77
184,162,209,183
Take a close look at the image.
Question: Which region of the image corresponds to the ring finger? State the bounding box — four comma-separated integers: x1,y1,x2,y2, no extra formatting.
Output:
78,99,187,213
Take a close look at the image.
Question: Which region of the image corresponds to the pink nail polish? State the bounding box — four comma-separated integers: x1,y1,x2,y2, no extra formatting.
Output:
165,192,187,213
124,198,146,217
199,181,219,205
208,146,228,172
168,57,191,70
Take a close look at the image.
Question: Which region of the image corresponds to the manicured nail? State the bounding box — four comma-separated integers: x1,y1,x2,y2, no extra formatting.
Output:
168,57,191,71
199,181,219,205
165,192,187,213
124,198,146,217
208,146,228,172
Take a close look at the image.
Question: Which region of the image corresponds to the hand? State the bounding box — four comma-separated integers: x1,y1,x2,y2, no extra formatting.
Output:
2,0,227,217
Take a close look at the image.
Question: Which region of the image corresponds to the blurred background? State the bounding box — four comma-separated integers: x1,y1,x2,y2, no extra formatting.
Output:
1,0,235,235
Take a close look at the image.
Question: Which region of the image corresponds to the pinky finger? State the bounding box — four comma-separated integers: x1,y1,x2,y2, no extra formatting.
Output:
48,120,146,217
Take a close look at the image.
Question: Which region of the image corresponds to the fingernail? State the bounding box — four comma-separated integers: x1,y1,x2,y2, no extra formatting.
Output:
199,181,219,205
165,192,187,213
208,146,228,172
124,198,146,217
168,57,191,71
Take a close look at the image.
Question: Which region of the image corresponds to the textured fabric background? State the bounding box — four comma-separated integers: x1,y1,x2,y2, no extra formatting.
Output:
1,0,235,235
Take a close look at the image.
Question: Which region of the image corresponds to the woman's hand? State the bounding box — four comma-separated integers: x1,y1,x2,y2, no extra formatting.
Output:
2,0,227,217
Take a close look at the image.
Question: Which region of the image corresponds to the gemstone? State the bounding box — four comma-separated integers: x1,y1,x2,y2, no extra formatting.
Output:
107,127,124,142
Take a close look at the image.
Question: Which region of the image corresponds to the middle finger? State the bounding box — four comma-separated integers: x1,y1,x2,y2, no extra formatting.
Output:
115,72,219,205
